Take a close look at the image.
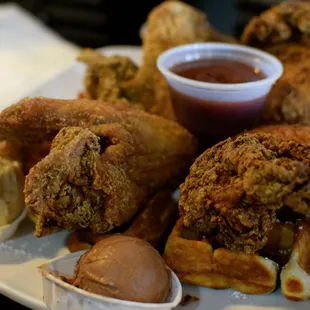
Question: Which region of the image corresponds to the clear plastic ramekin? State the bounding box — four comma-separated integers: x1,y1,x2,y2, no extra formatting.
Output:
157,43,283,137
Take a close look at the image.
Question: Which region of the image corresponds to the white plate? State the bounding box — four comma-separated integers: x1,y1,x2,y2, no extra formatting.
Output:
0,46,308,310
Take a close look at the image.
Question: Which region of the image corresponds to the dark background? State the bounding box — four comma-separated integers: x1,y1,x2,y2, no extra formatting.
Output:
0,0,280,309
0,0,281,47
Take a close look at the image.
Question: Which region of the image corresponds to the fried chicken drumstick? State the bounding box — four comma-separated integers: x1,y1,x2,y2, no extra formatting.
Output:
0,97,196,236
79,1,234,120
242,1,310,125
180,129,310,253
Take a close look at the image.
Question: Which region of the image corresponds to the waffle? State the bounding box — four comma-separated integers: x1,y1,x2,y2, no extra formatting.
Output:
163,217,279,295
281,220,310,301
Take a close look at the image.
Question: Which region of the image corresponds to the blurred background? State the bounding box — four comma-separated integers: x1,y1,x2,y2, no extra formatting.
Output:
0,0,283,47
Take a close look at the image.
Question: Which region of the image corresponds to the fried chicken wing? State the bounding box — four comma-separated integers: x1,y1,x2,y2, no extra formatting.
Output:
0,97,196,236
0,97,177,143
78,1,234,121
0,140,50,175
124,1,236,120
77,1,236,121
66,188,178,252
180,132,310,253
242,1,310,125
78,49,139,104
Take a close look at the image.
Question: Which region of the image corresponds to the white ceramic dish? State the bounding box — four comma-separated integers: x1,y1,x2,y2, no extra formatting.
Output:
40,251,182,310
0,46,308,310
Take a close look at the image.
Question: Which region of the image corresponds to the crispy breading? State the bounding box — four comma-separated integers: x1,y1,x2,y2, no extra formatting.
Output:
0,98,196,236
66,188,178,252
78,1,234,120
78,49,138,104
124,189,178,249
250,125,310,145
180,132,310,253
242,1,310,125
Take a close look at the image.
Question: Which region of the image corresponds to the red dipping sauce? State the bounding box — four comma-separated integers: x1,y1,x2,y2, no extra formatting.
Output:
172,59,265,84
169,58,267,139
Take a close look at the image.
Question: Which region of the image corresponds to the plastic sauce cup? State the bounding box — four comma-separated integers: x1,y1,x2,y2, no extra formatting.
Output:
157,43,283,138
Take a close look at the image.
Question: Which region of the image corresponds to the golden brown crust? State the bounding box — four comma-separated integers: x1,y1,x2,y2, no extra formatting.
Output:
180,132,310,253
78,49,139,103
4,98,196,236
122,1,210,120
242,2,310,125
124,189,178,249
122,1,234,120
66,189,178,252
250,125,310,145
66,231,93,253
241,2,310,47
77,2,235,121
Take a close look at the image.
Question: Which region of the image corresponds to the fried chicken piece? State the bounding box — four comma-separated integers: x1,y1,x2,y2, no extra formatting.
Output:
20,142,51,174
0,141,23,168
122,1,234,120
66,188,178,252
0,98,129,143
78,2,234,120
0,97,196,236
26,126,188,237
241,1,310,125
180,133,310,253
124,188,178,249
78,49,139,104
250,125,310,145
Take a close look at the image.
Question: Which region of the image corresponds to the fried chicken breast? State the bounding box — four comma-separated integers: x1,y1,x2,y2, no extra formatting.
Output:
180,131,310,253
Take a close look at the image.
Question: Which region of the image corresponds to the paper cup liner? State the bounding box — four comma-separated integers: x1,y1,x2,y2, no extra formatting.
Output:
39,250,182,310
0,207,27,242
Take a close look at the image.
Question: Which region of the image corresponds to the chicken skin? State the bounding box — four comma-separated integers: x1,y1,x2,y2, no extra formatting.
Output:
180,131,310,253
78,49,139,104
242,1,310,125
0,97,196,236
78,1,234,120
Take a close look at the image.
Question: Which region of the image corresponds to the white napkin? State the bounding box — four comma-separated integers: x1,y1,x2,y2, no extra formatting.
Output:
0,3,79,109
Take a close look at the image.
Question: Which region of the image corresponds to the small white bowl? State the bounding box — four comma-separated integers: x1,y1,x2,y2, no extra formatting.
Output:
39,251,182,310
0,207,27,242
157,43,283,137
